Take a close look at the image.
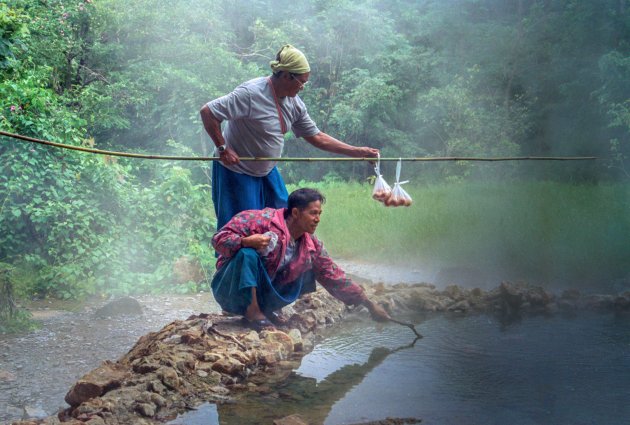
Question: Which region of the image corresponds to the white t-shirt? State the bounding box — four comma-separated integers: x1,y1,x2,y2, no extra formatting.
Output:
207,77,320,177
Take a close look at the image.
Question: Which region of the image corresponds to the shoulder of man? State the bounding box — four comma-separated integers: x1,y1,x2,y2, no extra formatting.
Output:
232,207,277,223
237,77,267,92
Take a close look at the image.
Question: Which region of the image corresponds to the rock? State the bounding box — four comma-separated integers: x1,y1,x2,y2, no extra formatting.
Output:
470,287,485,297
295,313,317,333
209,385,231,395
613,295,630,310
42,416,62,425
287,329,304,351
149,393,167,407
180,329,204,345
273,414,309,425
65,381,100,407
561,288,581,300
202,351,222,362
134,402,156,417
157,366,180,390
557,298,577,312
93,296,143,318
230,349,253,364
584,294,614,310
65,361,130,406
278,360,301,370
84,416,105,425
132,358,160,374
526,286,554,308
242,331,261,344
447,299,471,312
261,331,294,362
494,282,525,313
211,357,245,376
444,284,467,301
195,361,214,371
148,379,166,394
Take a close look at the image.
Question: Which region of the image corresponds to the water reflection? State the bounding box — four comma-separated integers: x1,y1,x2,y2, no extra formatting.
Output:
216,342,417,424
167,318,421,425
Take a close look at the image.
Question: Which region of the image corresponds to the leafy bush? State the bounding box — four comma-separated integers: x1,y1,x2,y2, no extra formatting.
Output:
0,263,38,333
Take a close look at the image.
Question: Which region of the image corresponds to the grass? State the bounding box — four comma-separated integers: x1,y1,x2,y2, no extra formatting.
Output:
289,181,630,290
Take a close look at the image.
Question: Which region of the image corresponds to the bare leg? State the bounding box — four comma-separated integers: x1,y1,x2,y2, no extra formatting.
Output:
244,287,267,322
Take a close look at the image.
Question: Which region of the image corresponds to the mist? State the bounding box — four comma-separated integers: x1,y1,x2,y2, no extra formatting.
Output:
1,0,629,300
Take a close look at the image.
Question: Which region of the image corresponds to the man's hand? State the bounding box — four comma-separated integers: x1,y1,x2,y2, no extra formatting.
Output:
362,299,391,322
241,234,272,251
219,147,240,166
303,132,379,160
353,146,379,159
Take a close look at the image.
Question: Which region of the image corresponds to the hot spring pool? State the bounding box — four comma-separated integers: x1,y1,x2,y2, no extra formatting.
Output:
169,311,630,424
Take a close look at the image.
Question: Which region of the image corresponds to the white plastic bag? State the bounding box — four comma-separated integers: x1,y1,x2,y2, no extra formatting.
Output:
257,231,278,256
384,158,413,207
371,154,392,203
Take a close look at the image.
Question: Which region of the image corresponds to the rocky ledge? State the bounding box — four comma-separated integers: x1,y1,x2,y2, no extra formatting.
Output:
11,279,630,425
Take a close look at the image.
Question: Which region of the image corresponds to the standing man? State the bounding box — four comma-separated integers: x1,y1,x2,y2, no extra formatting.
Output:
200,44,379,230
211,188,390,331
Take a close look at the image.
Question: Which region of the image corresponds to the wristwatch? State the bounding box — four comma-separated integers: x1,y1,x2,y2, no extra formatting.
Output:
217,145,226,153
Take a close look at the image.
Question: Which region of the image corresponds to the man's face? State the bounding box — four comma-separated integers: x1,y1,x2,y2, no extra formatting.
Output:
292,200,322,234
285,72,309,97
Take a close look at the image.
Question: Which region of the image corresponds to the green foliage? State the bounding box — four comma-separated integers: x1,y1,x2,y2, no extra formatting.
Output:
0,262,39,334
0,142,216,298
414,68,526,180
0,2,28,68
109,164,216,294
597,50,630,178
1,0,629,304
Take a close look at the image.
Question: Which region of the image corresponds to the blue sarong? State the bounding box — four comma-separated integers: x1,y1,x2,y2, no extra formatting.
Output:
211,248,315,315
211,162,288,231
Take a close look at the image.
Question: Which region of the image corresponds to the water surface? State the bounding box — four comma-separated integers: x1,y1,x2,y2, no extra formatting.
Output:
172,311,630,425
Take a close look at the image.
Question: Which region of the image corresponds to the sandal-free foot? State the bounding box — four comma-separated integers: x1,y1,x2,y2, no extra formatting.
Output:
243,317,276,332
266,311,290,327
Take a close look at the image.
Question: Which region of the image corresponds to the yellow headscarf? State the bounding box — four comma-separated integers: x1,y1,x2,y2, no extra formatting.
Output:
269,44,310,74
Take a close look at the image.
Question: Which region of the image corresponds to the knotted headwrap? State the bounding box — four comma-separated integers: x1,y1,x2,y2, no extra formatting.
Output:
269,44,310,75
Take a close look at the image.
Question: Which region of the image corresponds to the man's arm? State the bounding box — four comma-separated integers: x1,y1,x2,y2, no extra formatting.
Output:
310,239,390,322
211,210,274,258
361,298,391,322
212,232,272,258
199,104,240,165
302,131,379,158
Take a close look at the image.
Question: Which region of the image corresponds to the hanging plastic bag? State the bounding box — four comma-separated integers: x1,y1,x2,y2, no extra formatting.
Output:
384,158,413,207
372,154,392,203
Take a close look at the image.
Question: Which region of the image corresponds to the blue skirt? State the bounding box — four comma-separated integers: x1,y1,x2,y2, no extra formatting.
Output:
211,248,315,315
211,162,288,231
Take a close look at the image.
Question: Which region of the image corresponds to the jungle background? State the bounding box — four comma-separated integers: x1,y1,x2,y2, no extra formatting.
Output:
1,0,629,331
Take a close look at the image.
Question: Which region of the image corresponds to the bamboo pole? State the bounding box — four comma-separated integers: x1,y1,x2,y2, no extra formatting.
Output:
1,130,599,162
